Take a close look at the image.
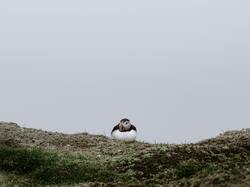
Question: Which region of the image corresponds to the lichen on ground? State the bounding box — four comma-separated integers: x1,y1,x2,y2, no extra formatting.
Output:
0,122,249,186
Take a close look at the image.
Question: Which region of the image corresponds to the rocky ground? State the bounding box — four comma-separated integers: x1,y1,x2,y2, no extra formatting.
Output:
0,122,250,186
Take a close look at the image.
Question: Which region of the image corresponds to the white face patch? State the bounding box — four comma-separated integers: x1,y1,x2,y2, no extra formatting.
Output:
121,121,131,130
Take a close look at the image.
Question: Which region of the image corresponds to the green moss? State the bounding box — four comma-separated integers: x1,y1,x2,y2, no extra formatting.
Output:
0,147,117,184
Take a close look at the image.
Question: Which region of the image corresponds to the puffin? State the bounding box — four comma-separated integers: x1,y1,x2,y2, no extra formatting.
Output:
111,118,137,141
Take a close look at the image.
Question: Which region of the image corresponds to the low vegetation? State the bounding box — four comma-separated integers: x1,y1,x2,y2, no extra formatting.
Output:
0,122,249,186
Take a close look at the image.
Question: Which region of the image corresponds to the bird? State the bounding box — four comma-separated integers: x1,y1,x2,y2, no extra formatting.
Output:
111,118,137,141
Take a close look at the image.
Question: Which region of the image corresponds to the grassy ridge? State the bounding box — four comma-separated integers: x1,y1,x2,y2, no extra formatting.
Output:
0,144,249,186
0,123,250,186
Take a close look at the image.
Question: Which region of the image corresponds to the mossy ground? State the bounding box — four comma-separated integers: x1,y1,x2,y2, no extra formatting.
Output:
0,122,249,186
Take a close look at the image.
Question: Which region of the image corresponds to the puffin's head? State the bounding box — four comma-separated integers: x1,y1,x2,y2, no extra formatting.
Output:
119,118,131,131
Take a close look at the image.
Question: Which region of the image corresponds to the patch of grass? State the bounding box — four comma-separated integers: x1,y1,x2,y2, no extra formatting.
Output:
0,171,39,187
175,160,203,178
0,147,117,184
175,160,218,179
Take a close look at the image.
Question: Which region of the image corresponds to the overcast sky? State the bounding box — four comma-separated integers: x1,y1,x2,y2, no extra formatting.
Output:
0,1,250,143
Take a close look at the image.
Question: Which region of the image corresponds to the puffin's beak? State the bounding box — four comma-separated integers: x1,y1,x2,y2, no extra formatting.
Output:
119,123,123,131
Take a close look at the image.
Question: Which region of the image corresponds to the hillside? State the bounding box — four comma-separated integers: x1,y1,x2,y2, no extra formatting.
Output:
0,122,249,186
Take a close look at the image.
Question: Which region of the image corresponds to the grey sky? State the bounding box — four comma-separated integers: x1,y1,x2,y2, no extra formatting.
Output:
0,1,250,143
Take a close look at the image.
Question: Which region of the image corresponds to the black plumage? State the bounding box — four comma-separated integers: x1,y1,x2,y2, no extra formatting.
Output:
111,124,137,133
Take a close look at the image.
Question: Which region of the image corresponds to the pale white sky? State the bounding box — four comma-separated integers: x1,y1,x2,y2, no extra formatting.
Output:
0,1,250,143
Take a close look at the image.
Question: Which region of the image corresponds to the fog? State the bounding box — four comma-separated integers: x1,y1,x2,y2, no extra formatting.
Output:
0,1,250,143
